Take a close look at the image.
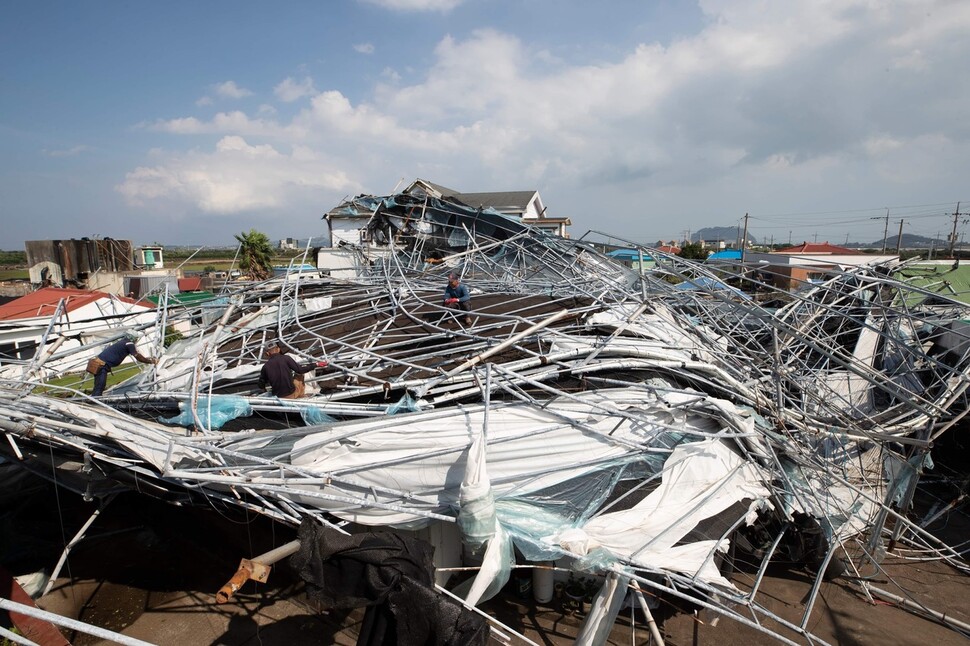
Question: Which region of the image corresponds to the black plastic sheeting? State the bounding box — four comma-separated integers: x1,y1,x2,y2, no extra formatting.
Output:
291,519,488,646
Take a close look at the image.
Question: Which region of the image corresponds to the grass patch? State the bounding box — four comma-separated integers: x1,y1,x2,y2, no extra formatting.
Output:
32,364,145,397
0,269,28,280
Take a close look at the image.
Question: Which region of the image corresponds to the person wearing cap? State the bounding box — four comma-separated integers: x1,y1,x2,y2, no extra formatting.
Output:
91,333,157,397
443,273,472,325
258,342,328,399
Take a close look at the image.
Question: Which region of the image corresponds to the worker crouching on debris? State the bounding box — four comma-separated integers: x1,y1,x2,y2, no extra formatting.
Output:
259,342,328,399
90,332,157,397
443,272,472,325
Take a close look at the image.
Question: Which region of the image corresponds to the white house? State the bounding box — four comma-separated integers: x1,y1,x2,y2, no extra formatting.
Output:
0,287,158,377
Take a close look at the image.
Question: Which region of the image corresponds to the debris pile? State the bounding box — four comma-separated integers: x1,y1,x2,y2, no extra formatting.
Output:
2,193,969,643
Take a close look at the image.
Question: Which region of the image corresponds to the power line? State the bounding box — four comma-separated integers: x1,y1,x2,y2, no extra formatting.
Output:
745,200,964,221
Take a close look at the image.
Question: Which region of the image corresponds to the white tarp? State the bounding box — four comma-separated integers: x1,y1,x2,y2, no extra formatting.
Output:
287,403,645,525
555,439,772,588
284,388,736,525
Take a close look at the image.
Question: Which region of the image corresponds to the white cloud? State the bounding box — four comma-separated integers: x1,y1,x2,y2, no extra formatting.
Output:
360,0,463,11
274,76,316,103
380,67,401,83
121,0,970,242
147,111,290,138
354,42,375,54
44,145,90,158
195,96,213,107
214,80,253,99
116,135,358,214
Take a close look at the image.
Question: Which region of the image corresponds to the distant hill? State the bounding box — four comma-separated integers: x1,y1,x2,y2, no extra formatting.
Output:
692,228,941,249
692,226,756,245
855,233,938,249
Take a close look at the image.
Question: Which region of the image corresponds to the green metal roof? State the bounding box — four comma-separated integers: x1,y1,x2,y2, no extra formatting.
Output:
895,263,970,306
145,291,219,306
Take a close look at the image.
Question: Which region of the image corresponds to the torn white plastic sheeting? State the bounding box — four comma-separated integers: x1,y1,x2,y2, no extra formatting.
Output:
575,571,631,646
283,388,726,525
301,296,333,312
458,420,514,606
555,439,772,588
41,399,207,470
549,335,696,363
808,312,882,418
286,402,646,525
458,425,495,548
462,523,513,607
583,302,721,361
785,444,882,539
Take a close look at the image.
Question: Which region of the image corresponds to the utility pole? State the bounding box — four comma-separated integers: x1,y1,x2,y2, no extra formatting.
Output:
740,213,749,262
882,208,890,254
948,201,962,258
788,231,792,246
813,232,818,243
895,219,904,255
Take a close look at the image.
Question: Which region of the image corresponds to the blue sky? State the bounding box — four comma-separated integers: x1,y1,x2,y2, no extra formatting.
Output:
2,0,968,250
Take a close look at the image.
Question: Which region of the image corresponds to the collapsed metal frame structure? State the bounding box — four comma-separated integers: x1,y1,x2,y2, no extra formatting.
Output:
2,192,970,644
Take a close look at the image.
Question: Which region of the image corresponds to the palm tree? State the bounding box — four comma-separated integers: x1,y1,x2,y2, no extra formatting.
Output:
233,229,274,280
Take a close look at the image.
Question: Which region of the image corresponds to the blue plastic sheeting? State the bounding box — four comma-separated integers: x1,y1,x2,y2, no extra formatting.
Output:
386,393,421,415
301,406,336,426
159,395,253,430
607,249,653,261
888,451,934,507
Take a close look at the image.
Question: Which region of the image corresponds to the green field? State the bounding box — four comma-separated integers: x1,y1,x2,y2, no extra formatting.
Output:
32,363,145,397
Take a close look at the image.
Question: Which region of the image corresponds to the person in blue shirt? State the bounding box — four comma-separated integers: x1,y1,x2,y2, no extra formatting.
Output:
443,273,472,325
91,333,157,397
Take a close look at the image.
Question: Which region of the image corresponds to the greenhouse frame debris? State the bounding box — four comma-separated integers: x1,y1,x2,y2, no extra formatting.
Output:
2,193,970,643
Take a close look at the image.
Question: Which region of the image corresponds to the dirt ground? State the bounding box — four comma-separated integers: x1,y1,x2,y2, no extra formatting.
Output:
1,480,968,646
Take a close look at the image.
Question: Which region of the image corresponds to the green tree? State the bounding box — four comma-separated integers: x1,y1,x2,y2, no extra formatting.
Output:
678,242,709,260
233,229,274,280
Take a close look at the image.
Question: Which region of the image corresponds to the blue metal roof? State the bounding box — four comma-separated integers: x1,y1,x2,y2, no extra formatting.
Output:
708,249,742,260
608,248,653,261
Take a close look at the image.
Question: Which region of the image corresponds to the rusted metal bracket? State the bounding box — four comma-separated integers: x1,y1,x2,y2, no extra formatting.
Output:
215,540,301,604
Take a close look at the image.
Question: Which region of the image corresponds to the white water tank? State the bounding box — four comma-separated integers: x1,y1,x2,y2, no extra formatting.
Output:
533,563,554,603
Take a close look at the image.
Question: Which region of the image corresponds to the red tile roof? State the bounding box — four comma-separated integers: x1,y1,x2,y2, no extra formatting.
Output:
775,242,857,254
657,245,681,254
178,277,203,292
0,287,145,321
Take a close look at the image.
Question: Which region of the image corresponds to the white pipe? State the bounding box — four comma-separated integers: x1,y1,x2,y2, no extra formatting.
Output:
631,581,665,646
446,309,569,376
0,598,156,646
0,625,37,646
42,496,115,597
867,585,970,634
434,583,539,646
